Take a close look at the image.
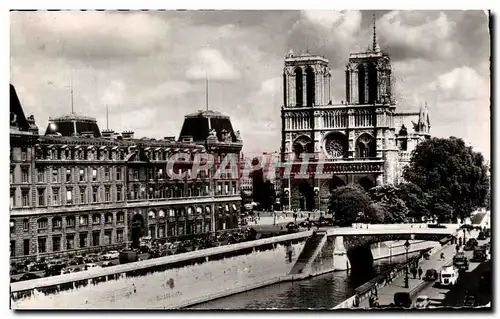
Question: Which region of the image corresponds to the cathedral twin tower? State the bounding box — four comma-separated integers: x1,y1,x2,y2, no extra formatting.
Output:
279,18,430,211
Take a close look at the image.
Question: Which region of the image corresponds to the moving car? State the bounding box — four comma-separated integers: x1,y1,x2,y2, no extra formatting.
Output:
423,269,438,281
453,252,469,271
439,266,459,286
393,292,412,308
414,295,430,309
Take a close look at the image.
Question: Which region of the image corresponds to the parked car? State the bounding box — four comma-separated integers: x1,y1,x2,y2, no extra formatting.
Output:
473,247,488,262
464,238,478,251
414,295,430,309
84,254,101,263
101,261,114,268
84,263,100,270
424,269,439,281
393,292,412,308
101,250,120,260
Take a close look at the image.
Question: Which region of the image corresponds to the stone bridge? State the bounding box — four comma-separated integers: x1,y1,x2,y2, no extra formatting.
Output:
289,224,458,276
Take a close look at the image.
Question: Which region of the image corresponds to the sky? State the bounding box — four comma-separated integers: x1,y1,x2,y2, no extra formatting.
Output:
10,10,491,160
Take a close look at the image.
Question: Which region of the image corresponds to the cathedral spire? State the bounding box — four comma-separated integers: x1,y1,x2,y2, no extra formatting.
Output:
372,14,380,52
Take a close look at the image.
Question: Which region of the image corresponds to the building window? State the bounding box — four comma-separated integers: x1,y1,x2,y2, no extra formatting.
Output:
37,188,45,206
52,168,58,183
79,168,85,182
116,168,122,181
92,213,101,225
158,168,163,179
225,183,229,194
66,216,75,227
10,240,15,257
21,147,28,161
92,231,100,246
10,189,15,208
52,188,60,206
92,187,98,203
133,169,139,180
23,219,29,231
79,233,87,248
116,186,122,201
23,239,30,256
117,212,125,223
10,167,14,184
21,167,29,183
104,186,111,202
104,230,112,245
52,217,62,229
52,236,61,252
104,213,113,224
37,168,45,183
10,220,15,233
117,229,124,243
159,210,165,218
37,218,48,230
232,184,236,194
66,188,73,205
169,209,175,217
92,168,97,181
79,215,88,226
38,237,47,253
66,235,75,250
22,189,29,207
104,168,110,181
66,168,72,183
80,187,86,204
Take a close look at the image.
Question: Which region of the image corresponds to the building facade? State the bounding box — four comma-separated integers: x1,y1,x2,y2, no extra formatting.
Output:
280,26,431,212
10,86,242,259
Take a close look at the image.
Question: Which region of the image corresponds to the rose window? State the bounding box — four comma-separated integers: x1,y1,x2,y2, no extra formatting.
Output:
325,137,345,158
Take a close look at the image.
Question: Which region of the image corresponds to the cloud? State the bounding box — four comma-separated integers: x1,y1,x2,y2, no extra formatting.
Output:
10,11,170,60
378,11,456,60
429,66,489,101
302,10,362,39
186,47,240,80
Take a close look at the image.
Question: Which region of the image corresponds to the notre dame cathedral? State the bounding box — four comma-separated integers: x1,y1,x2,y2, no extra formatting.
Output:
280,21,431,212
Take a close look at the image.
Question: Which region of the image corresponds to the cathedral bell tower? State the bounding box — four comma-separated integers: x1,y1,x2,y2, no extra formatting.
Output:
345,15,393,106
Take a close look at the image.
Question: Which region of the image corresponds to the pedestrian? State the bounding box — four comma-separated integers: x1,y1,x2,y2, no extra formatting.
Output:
418,267,423,280
412,267,417,279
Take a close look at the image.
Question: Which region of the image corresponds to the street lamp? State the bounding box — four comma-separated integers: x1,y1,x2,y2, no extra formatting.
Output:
404,240,411,288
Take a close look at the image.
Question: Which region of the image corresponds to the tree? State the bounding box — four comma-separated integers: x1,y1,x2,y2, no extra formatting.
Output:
366,202,389,224
328,185,373,226
403,137,490,222
397,183,431,219
368,185,409,223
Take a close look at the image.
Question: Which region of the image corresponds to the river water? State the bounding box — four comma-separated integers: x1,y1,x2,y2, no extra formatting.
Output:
189,252,418,310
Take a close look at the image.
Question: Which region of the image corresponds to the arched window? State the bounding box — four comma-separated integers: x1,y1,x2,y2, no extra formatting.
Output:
158,210,166,218
187,207,193,215
295,68,303,106
306,67,315,106
356,134,376,158
368,63,378,104
196,207,203,215
358,65,366,104
205,206,211,215
169,209,175,217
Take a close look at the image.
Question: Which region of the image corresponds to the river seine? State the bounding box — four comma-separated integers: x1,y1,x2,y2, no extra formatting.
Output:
189,252,416,309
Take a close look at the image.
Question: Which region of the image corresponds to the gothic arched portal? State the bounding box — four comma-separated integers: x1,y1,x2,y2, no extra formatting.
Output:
298,183,315,211
358,177,375,192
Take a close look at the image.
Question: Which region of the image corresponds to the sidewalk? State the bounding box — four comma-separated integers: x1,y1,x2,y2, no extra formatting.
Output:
360,229,478,308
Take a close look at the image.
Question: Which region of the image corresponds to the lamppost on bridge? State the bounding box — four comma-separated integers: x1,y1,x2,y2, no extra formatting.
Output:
404,240,411,288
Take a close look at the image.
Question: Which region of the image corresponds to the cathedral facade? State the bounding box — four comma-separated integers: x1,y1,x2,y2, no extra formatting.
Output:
280,27,431,212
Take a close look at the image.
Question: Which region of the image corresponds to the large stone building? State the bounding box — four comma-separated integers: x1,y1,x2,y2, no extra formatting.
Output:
10,85,242,259
280,23,431,211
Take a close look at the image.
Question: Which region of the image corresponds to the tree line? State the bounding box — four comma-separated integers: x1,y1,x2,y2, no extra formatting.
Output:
328,137,490,226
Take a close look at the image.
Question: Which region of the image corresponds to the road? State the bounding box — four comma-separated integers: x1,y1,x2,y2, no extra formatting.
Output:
411,236,491,308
